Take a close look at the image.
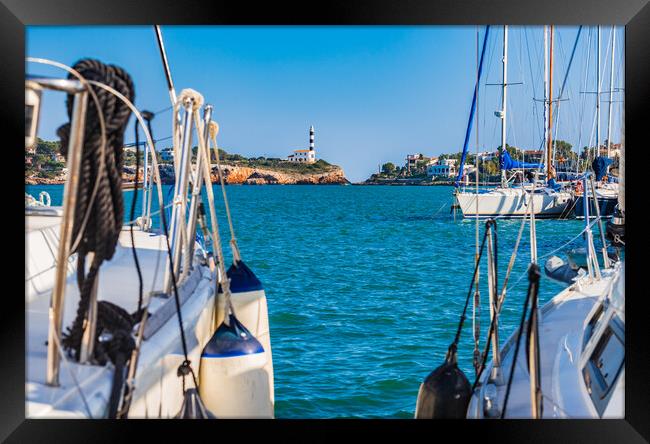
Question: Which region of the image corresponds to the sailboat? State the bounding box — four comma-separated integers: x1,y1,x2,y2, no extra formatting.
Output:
465,150,625,419
414,71,625,419
25,27,274,418
455,26,573,219
574,26,621,219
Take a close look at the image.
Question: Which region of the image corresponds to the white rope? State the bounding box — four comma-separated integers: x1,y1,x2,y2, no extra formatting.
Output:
194,112,236,319
209,121,241,263
497,188,534,311
432,198,451,217
123,201,174,227
538,217,600,261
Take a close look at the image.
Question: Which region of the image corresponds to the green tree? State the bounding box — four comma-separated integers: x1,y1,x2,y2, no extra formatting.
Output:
381,162,396,175
482,159,499,176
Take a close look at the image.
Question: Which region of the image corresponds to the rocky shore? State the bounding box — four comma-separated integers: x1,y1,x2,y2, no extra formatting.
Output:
26,164,350,186
214,165,349,185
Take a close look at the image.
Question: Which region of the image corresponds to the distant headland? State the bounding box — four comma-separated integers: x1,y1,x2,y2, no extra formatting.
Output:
25,137,350,186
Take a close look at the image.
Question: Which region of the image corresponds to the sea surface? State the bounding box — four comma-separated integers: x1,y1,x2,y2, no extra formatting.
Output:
26,184,594,418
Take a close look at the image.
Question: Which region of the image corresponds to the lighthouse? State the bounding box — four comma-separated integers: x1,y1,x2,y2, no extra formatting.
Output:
287,124,317,163
309,125,315,151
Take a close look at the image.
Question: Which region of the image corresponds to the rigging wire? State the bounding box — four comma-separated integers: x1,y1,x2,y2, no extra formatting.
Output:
131,121,145,314
151,108,198,390
500,262,540,418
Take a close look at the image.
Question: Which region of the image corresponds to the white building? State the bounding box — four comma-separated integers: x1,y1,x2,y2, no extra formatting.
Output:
405,154,422,170
427,158,458,178
288,125,317,163
477,151,496,161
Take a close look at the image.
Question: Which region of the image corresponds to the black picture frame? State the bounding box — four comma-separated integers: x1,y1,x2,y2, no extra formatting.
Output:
4,0,649,441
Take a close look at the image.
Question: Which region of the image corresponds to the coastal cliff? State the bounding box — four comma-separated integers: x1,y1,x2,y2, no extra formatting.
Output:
25,138,349,185
212,165,348,185
25,163,349,186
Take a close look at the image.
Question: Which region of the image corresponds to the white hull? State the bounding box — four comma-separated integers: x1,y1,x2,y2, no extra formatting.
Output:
456,187,573,219
26,211,214,418
467,262,624,419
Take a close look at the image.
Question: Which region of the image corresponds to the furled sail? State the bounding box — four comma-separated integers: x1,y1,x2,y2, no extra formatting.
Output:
499,150,543,170
592,156,613,181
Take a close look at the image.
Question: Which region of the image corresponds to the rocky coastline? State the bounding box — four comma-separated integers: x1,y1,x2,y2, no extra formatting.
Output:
25,164,350,186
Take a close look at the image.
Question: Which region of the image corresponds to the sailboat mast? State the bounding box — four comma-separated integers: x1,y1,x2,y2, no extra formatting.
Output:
596,25,601,158
606,26,616,169
500,25,508,187
543,26,548,174
546,26,554,174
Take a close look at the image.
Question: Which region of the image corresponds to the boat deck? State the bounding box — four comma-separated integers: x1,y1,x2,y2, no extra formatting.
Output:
26,212,216,418
468,267,621,418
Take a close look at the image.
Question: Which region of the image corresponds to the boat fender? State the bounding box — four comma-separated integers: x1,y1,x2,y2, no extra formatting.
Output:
544,256,579,285
199,313,272,418
219,260,264,294
414,344,471,419
175,388,216,419
202,313,264,357
606,207,625,248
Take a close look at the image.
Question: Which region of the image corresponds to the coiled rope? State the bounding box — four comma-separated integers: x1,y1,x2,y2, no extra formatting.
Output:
59,59,135,364
55,60,142,420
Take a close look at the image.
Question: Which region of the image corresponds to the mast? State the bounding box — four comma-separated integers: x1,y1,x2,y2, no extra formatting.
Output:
546,26,554,177
606,26,616,172
473,25,481,374
454,26,491,187
543,26,548,174
500,25,509,187
596,26,601,159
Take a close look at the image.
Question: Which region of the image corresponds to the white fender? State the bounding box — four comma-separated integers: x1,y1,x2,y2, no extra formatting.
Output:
199,314,274,418
214,261,274,406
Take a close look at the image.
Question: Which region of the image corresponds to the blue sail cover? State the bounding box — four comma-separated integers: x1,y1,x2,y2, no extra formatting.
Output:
499,150,543,170
592,156,613,181
454,26,491,187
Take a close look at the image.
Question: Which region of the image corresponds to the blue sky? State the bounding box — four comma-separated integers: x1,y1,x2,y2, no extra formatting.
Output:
27,26,623,182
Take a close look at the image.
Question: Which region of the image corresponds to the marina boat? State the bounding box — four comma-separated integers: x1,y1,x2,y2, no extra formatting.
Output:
456,183,573,219
415,196,625,419
573,172,619,220
454,25,573,220
414,77,625,418
472,174,625,418
467,261,624,418
25,27,274,418
573,26,622,220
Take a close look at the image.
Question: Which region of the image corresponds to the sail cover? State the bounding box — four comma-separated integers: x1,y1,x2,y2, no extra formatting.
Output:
499,150,543,170
592,156,613,181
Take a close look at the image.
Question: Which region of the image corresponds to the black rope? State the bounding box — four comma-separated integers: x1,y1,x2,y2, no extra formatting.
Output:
131,120,144,313
525,263,543,417
452,219,495,347
470,221,501,392
59,59,134,362
56,59,144,419
500,263,541,419
146,118,199,390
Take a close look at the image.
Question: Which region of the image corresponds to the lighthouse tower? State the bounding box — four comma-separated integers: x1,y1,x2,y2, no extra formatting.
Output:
287,124,317,163
309,125,315,151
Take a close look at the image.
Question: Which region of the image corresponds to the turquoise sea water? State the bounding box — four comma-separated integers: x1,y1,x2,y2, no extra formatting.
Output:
26,184,592,418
